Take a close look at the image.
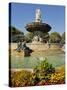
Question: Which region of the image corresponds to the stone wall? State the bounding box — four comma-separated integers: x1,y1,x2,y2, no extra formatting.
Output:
9,43,17,50
27,43,49,51
10,43,62,51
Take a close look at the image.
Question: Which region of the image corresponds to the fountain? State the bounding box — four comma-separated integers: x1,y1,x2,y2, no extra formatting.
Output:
25,9,52,51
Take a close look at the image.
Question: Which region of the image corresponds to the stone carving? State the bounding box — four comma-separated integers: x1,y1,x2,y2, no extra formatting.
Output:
35,9,41,22
32,35,43,43
33,36,39,42
16,41,33,56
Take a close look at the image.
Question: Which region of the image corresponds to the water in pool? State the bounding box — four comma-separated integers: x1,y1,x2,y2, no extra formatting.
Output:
10,50,65,69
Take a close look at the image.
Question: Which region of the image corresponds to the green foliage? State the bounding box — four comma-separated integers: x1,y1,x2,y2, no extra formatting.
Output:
9,26,24,42
33,58,55,81
9,26,24,36
25,32,34,42
11,34,25,42
61,32,65,44
50,32,61,43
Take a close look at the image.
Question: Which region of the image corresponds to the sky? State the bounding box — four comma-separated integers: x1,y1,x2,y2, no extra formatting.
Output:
10,3,65,35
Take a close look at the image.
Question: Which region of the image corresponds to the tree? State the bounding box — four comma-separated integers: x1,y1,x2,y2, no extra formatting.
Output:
25,32,35,42
49,32,61,43
11,34,25,42
9,26,24,36
42,32,49,43
9,26,24,42
61,32,65,44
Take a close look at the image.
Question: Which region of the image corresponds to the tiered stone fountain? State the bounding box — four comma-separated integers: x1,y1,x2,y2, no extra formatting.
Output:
25,9,52,51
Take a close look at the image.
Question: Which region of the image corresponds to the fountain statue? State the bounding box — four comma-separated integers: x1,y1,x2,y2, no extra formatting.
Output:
16,41,33,56
35,9,42,22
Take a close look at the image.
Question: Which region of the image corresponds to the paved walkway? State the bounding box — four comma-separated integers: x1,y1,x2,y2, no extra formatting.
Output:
10,68,33,73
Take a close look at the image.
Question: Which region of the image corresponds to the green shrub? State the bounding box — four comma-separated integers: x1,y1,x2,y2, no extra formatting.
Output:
33,58,55,82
